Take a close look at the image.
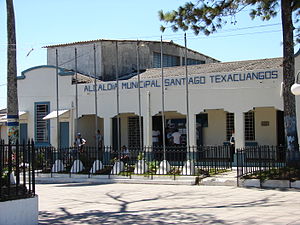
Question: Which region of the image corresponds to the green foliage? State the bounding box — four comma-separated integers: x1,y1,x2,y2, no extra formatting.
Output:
1,169,9,187
243,167,300,181
159,0,299,43
137,152,144,161
168,166,181,175
147,161,159,174
195,168,230,176
208,168,230,175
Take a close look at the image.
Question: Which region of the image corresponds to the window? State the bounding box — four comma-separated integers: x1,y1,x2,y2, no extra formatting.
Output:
35,102,50,144
226,113,235,141
182,57,205,66
153,52,180,68
128,116,143,148
244,111,255,141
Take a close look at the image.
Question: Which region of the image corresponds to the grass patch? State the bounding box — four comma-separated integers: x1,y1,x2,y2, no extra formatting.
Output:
243,167,300,181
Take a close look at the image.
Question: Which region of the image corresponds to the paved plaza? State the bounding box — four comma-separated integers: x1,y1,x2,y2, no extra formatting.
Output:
37,183,300,225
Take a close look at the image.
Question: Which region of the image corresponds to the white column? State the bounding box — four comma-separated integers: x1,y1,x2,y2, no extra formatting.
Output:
234,111,245,149
103,117,112,146
143,115,152,147
189,114,196,146
144,91,152,146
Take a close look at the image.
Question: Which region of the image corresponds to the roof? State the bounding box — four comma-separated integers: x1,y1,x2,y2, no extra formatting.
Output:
43,38,219,62
130,57,283,80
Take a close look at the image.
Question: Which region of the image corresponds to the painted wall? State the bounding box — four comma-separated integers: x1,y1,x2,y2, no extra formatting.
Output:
254,107,277,145
203,110,227,146
0,196,38,225
18,66,75,147
17,63,289,147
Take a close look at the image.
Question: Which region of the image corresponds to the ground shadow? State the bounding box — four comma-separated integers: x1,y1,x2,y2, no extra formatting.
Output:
38,189,278,225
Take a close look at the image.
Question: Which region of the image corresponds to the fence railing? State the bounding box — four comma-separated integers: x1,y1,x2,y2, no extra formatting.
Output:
237,145,300,186
0,140,36,202
35,145,232,177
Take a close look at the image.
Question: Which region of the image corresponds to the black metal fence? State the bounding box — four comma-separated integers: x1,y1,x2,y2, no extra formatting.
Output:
35,145,232,177
0,140,36,202
237,145,300,186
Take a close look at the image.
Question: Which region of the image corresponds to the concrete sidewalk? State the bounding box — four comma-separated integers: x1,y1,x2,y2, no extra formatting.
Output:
38,183,300,225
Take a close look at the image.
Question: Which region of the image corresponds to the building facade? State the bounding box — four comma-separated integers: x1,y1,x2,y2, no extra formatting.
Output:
1,40,300,152
12,55,300,150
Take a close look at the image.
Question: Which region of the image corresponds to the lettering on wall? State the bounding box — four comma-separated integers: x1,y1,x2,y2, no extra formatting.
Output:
83,70,279,93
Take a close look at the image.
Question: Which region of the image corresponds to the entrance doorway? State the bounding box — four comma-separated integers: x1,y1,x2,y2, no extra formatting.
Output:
60,122,69,148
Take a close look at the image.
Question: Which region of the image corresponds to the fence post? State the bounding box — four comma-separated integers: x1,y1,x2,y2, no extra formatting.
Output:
259,146,262,188
31,140,35,195
236,148,239,187
16,140,20,197
8,140,12,197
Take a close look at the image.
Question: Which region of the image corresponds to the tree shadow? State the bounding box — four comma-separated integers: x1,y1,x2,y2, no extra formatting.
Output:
38,189,279,225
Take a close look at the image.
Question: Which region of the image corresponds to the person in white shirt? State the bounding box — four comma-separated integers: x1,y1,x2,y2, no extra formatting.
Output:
74,133,86,152
172,129,181,145
152,129,160,146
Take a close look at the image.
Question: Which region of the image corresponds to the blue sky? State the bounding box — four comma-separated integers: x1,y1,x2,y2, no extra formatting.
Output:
0,0,298,109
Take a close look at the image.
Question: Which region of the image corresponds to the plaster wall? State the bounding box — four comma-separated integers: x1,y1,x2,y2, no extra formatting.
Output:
254,107,277,145
17,64,287,147
203,110,227,145
0,196,38,225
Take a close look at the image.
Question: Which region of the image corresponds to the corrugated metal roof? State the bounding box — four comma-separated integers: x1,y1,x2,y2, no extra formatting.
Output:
129,57,283,80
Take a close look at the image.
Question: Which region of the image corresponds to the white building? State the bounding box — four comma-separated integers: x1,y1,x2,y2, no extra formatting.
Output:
1,41,300,151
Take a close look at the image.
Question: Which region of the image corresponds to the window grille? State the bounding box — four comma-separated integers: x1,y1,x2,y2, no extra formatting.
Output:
226,113,234,141
128,117,143,148
244,111,255,141
35,103,49,143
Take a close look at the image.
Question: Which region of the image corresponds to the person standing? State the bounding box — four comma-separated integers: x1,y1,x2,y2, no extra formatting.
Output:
172,129,181,145
74,133,86,152
96,129,103,150
229,130,235,161
152,129,161,146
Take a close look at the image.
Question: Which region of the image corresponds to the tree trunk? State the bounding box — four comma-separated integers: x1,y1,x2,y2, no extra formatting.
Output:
6,0,19,144
281,0,299,155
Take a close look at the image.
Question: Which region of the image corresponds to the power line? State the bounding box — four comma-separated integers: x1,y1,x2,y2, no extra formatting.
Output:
0,23,281,47
119,23,281,40
170,29,281,41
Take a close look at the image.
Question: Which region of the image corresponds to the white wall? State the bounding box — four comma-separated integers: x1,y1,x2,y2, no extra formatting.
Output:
0,196,38,225
254,107,277,145
203,110,227,145
17,64,287,147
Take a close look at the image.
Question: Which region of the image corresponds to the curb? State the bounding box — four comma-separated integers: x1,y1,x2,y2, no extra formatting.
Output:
35,174,197,186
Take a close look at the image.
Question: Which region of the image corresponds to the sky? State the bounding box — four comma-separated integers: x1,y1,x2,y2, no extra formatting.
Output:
0,0,299,110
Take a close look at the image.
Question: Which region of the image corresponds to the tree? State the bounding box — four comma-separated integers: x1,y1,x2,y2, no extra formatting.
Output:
159,0,300,153
6,0,19,144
